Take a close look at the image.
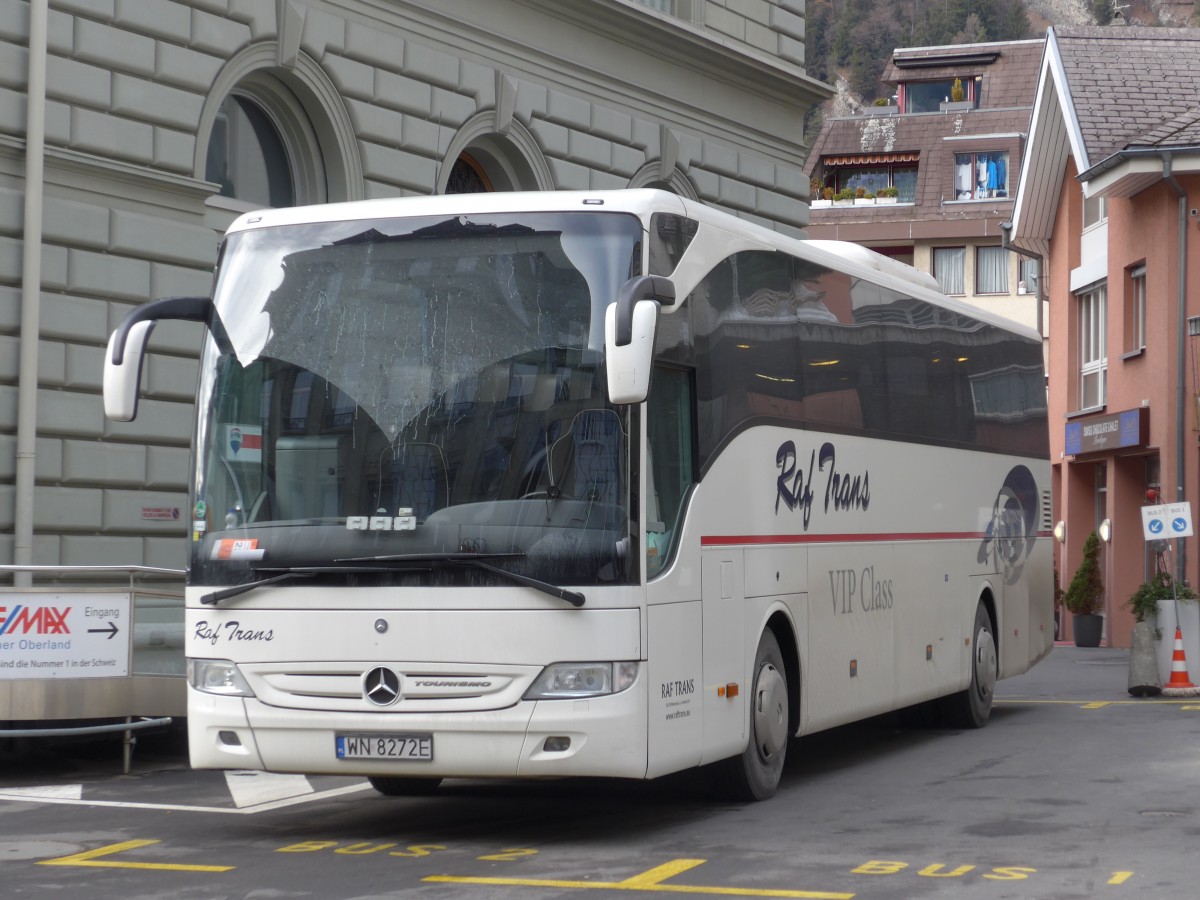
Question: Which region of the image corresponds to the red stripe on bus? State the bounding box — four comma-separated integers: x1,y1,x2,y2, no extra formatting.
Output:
701,532,987,546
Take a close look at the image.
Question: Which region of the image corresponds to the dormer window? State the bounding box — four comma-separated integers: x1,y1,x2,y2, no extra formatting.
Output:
901,76,977,113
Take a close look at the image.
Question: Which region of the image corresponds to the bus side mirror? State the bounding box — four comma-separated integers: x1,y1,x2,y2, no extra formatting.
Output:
103,295,211,421
605,275,674,405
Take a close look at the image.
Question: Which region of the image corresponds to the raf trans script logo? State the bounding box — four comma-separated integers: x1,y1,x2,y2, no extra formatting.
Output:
775,440,870,530
363,666,402,706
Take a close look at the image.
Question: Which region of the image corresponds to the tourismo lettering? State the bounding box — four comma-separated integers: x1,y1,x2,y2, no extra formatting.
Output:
0,605,71,636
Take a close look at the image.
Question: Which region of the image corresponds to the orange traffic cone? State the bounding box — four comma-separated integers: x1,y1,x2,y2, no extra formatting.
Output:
1162,626,1198,696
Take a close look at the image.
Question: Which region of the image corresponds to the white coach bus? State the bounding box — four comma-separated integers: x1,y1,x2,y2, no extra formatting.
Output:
104,190,1052,801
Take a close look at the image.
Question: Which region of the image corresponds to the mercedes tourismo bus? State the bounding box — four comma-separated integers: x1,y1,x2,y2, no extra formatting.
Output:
104,189,1052,801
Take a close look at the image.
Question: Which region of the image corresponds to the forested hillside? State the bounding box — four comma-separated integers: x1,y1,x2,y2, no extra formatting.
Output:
805,0,1034,103
802,0,1200,139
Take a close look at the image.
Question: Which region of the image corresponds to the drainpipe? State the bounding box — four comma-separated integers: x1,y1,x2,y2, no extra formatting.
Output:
14,0,48,588
1161,152,1188,584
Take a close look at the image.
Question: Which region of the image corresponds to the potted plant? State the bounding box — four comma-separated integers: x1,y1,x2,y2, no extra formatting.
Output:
1126,570,1195,696
855,189,875,205
1127,570,1197,628
833,188,854,207
1062,530,1104,647
876,186,899,204
951,77,965,103
811,182,832,208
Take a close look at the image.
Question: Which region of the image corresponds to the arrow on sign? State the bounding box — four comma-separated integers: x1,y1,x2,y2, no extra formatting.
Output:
87,621,119,639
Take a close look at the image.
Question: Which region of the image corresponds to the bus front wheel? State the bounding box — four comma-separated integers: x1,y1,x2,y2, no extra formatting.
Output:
368,775,443,796
942,601,996,728
712,629,789,801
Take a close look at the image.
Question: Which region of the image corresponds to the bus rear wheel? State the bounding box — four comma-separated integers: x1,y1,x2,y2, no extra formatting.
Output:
942,601,996,728
712,629,789,801
367,775,443,796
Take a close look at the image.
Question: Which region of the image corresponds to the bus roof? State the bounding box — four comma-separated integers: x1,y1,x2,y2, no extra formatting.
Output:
225,189,1041,343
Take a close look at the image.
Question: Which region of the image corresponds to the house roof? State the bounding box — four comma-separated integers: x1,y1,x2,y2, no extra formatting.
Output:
1010,26,1200,257
805,40,1040,242
881,40,1043,108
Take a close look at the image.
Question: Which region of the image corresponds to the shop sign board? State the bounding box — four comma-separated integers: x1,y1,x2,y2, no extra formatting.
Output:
0,593,131,679
1064,407,1149,456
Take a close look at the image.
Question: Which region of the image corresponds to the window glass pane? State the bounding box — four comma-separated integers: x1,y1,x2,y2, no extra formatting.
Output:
893,167,918,202
1019,257,1039,292
205,94,295,208
904,80,955,113
976,246,1009,294
842,168,889,195
646,367,694,577
1078,285,1107,408
1084,193,1107,228
1127,266,1146,352
934,247,965,295
954,152,1008,200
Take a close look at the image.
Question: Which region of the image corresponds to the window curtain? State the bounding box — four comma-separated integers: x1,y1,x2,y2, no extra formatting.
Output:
934,247,965,295
976,246,1009,293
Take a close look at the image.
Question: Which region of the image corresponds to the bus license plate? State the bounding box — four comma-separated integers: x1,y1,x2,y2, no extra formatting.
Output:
336,734,433,761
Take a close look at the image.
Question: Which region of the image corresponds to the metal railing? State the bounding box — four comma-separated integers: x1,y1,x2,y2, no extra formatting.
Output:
1,564,186,773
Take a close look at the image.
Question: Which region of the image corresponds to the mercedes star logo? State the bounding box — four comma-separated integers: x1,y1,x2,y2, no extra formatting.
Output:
363,666,402,706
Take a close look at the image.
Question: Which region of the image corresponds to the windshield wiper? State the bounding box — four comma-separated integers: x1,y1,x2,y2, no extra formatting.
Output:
200,570,317,605
337,552,586,608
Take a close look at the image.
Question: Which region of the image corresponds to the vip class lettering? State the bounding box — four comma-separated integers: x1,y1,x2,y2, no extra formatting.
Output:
829,565,894,615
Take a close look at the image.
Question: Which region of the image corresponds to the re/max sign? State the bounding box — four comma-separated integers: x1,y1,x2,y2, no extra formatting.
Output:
0,605,71,636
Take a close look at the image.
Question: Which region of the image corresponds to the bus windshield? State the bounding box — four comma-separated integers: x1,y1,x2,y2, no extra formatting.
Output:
190,211,643,588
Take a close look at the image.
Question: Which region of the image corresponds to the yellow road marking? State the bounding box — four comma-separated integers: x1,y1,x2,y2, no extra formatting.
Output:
38,839,234,872
425,858,854,898
1109,871,1134,885
997,699,1200,706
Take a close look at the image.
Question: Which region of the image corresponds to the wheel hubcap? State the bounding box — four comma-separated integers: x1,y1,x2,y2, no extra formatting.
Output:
975,627,997,701
753,662,788,761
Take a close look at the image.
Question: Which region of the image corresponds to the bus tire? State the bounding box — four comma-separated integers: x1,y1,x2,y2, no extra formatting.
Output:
942,601,996,728
712,629,789,801
367,775,443,796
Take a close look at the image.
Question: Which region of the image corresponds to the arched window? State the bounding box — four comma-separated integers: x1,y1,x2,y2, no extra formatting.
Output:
205,92,295,208
198,48,363,222
445,153,494,194
439,113,552,194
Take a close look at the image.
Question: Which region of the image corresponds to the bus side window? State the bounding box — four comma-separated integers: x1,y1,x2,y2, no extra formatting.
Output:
646,367,695,577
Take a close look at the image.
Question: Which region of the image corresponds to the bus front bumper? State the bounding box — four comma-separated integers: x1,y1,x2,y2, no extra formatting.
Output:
188,683,648,780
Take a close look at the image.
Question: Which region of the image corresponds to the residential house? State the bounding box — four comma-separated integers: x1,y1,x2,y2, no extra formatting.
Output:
805,40,1043,333
1008,26,1200,654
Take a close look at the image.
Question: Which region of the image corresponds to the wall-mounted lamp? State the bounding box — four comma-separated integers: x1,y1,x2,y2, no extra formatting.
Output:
1053,520,1066,544
1099,518,1112,543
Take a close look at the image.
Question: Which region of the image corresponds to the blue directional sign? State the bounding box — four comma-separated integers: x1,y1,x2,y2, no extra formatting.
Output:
1142,503,1194,541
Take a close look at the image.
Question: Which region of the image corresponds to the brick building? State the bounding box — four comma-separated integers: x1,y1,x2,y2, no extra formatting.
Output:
1008,26,1200,653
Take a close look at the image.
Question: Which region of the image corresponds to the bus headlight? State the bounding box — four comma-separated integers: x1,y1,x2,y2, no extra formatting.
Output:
188,658,255,697
524,661,638,699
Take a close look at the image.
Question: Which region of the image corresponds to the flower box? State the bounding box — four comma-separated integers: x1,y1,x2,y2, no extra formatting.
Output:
832,199,854,207
875,197,897,205
810,199,831,208
854,198,875,206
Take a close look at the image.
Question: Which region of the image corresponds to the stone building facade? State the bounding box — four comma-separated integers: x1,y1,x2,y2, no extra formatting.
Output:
1,0,829,584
